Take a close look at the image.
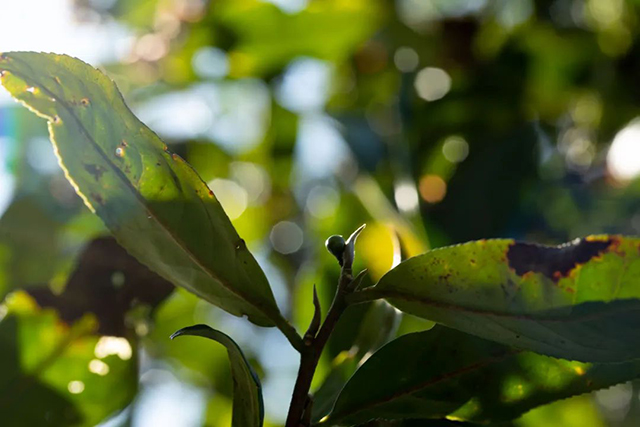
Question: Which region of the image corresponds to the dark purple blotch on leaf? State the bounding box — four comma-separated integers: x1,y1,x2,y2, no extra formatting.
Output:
507,238,612,281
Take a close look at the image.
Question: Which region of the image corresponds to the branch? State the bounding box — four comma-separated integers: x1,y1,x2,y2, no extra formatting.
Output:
285,268,352,427
284,225,366,427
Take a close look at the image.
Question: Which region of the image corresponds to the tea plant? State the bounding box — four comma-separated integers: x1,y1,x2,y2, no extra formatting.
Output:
2,52,640,426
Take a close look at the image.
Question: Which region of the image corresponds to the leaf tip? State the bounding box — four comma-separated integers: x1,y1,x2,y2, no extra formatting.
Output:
170,324,211,340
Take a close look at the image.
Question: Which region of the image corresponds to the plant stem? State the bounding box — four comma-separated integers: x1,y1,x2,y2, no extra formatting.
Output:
275,314,305,353
344,286,385,305
284,269,353,427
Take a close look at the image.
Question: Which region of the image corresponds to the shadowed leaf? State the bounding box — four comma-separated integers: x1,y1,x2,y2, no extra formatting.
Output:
171,324,264,427
325,327,640,425
312,300,400,422
28,237,174,336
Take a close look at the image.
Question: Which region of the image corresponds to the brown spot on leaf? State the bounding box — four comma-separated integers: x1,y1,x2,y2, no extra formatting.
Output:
91,193,105,205
84,164,104,181
80,98,90,106
603,235,625,255
507,238,612,282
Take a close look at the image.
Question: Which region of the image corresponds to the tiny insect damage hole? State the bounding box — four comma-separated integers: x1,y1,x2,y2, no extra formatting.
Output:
80,98,90,106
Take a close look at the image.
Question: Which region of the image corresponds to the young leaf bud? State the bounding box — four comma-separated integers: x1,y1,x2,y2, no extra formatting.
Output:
325,234,346,265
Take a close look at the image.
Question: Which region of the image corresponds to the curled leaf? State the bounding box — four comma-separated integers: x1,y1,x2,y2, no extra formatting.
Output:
171,324,264,427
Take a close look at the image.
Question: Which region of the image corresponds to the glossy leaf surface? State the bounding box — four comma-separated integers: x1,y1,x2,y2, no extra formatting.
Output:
326,327,640,425
363,236,640,362
171,324,264,427
0,52,282,327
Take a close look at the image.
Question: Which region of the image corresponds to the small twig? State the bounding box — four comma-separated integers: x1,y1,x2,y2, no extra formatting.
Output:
303,285,322,345
275,314,305,353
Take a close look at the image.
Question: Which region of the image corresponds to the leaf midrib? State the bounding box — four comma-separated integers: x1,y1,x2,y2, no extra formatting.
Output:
3,58,278,324
357,288,640,324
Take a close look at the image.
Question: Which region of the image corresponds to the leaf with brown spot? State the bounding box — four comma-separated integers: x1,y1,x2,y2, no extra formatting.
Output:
0,52,292,335
354,236,640,362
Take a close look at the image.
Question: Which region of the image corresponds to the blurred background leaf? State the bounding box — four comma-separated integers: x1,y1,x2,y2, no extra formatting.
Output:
0,291,137,426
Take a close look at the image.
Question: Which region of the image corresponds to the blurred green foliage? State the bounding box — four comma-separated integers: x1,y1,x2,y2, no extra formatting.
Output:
3,0,640,425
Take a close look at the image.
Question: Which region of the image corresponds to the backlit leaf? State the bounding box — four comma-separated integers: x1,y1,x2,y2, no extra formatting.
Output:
355,236,640,362
0,52,286,329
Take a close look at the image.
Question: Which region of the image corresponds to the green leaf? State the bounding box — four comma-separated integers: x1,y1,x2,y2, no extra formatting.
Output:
355,236,640,362
312,300,400,422
171,324,264,427
517,394,606,427
0,291,137,426
0,52,284,329
215,0,384,77
325,327,640,425
0,196,100,298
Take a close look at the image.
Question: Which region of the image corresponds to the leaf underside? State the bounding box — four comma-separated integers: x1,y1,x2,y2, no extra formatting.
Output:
0,51,281,327
171,324,264,427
